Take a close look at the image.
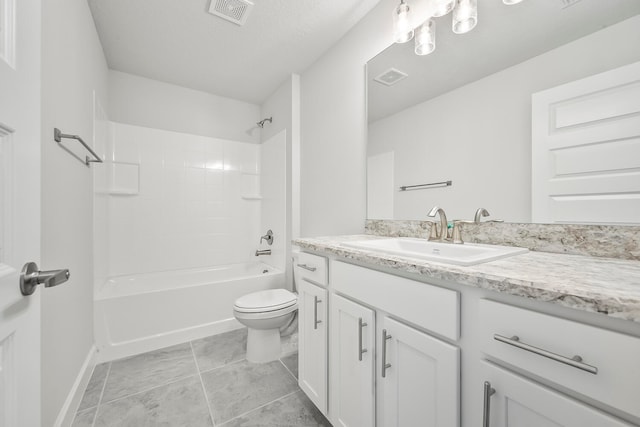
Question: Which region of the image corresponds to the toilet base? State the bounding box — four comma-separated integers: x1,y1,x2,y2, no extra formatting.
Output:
246,327,281,363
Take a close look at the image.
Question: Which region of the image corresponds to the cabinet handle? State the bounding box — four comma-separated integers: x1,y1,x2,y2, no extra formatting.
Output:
493,334,598,375
358,318,368,361
483,381,495,427
381,329,392,378
297,263,317,272
314,296,322,330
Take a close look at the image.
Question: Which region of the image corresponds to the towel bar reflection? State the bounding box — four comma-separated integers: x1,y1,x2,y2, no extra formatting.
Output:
399,180,452,191
54,128,103,166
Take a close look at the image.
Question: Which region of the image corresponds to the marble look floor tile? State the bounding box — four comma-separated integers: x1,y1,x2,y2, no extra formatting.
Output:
201,359,298,424
101,343,197,403
221,391,332,427
192,328,247,372
72,407,97,427
94,376,213,427
78,362,110,411
280,352,298,379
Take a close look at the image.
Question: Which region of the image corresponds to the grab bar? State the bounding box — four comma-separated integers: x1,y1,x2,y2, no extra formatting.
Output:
54,128,103,166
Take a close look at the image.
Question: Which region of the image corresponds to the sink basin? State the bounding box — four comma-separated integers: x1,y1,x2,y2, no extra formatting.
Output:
341,238,528,266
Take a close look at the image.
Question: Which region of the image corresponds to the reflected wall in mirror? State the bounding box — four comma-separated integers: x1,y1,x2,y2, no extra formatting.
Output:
367,0,640,224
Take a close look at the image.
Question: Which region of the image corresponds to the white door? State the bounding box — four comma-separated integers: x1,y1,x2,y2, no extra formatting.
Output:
0,0,42,426
481,362,632,426
531,61,640,224
379,316,460,427
298,278,328,415
330,294,375,427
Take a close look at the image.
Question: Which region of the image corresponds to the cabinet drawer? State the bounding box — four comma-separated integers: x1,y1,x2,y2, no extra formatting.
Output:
478,299,640,419
332,261,459,341
296,252,328,286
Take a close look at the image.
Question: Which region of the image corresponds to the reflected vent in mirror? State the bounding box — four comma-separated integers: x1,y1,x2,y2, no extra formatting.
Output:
374,68,408,87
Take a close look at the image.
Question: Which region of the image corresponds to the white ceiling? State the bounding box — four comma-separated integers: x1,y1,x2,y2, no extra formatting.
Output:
87,0,382,104
368,0,640,122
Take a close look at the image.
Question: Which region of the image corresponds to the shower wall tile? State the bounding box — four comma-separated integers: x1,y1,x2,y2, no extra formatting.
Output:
107,122,262,277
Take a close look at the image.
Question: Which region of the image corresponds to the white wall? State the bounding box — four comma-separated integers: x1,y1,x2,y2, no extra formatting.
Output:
260,75,301,288
259,131,287,275
109,70,261,144
106,123,261,277
41,0,109,424
368,16,640,222
300,0,397,237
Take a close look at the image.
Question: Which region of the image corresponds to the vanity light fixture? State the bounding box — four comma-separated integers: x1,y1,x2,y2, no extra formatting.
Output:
452,0,478,34
393,0,414,43
415,19,436,55
432,0,456,17
503,0,524,4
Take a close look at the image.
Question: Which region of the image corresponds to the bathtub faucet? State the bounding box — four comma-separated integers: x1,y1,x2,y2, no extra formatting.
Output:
255,249,272,256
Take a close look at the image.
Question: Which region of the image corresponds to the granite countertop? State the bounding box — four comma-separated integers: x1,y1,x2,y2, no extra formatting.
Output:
293,234,640,323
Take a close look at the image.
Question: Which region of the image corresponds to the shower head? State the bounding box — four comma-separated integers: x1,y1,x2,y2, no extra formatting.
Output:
257,117,272,128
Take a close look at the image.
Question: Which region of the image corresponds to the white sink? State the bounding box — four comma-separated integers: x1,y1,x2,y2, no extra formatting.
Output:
341,238,528,266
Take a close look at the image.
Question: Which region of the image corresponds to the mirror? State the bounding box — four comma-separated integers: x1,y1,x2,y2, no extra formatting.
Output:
367,1,640,223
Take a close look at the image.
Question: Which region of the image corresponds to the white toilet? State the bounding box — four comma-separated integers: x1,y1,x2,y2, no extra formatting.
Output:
233,286,297,363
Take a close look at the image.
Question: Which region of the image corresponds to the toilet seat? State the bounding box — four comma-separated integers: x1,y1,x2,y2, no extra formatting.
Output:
233,289,297,314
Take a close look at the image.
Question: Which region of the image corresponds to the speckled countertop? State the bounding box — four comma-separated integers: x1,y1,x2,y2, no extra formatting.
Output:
293,235,640,323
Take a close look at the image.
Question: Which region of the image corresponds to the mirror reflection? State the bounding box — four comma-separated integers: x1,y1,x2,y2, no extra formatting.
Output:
367,1,640,224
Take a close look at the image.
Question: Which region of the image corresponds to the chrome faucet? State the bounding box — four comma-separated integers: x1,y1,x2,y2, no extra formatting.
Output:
427,206,449,242
474,208,490,224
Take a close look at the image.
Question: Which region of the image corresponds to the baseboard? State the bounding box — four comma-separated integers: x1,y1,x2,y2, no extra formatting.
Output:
54,345,97,427
96,317,243,363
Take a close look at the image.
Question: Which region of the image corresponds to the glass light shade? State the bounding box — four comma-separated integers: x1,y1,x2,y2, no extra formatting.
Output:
452,0,478,34
432,0,455,17
415,19,436,55
503,0,524,4
393,1,414,43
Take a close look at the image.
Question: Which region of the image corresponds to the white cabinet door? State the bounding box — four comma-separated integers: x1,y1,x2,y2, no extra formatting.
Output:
298,278,328,414
330,294,375,427
379,316,460,427
481,362,633,427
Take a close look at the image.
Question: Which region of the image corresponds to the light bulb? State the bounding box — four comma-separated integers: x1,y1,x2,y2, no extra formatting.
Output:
393,1,414,43
452,0,477,34
432,0,455,17
503,0,524,4
415,19,436,56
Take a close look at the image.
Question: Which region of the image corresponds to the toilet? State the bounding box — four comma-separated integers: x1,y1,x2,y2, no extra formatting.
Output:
233,283,297,363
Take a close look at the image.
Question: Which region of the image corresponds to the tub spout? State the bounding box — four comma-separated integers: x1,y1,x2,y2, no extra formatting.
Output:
255,249,272,256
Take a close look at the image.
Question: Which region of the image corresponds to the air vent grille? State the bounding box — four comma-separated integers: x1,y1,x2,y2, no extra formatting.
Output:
374,68,408,87
208,0,254,26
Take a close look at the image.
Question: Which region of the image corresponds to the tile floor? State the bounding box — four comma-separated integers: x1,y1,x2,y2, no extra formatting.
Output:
72,328,331,426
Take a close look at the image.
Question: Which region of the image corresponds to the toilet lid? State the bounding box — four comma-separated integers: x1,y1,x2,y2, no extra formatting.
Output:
234,289,297,313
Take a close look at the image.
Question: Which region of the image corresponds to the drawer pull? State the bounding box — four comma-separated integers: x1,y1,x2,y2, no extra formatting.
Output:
297,263,317,272
314,296,322,329
358,318,368,361
483,381,495,427
494,334,598,375
382,329,392,378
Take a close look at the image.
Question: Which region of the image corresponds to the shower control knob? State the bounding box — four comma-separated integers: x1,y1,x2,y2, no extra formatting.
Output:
20,262,70,296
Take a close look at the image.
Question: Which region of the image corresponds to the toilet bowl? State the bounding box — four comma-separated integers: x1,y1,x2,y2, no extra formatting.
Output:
233,288,297,363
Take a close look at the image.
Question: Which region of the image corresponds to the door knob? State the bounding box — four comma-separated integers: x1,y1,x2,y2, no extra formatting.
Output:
20,262,70,296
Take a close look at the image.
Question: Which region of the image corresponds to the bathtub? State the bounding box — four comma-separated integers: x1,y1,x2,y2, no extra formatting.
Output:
94,263,284,362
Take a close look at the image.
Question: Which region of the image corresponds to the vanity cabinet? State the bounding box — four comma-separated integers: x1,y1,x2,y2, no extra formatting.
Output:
297,253,329,415
481,362,632,427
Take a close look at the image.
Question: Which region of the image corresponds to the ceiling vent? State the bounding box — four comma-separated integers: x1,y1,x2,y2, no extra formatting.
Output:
559,0,583,9
374,68,408,87
208,0,254,26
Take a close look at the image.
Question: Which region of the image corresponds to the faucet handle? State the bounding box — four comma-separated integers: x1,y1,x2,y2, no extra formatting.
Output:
452,220,475,244
426,221,439,241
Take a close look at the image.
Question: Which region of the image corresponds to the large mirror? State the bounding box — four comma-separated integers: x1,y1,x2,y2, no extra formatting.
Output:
367,0,640,224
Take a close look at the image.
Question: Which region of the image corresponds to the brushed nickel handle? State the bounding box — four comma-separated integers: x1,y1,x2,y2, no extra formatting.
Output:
297,263,317,272
314,296,322,330
358,318,368,361
483,381,495,427
20,262,70,296
494,334,598,375
382,329,392,378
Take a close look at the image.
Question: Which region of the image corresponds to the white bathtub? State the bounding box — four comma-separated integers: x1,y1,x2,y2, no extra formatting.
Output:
94,263,284,361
